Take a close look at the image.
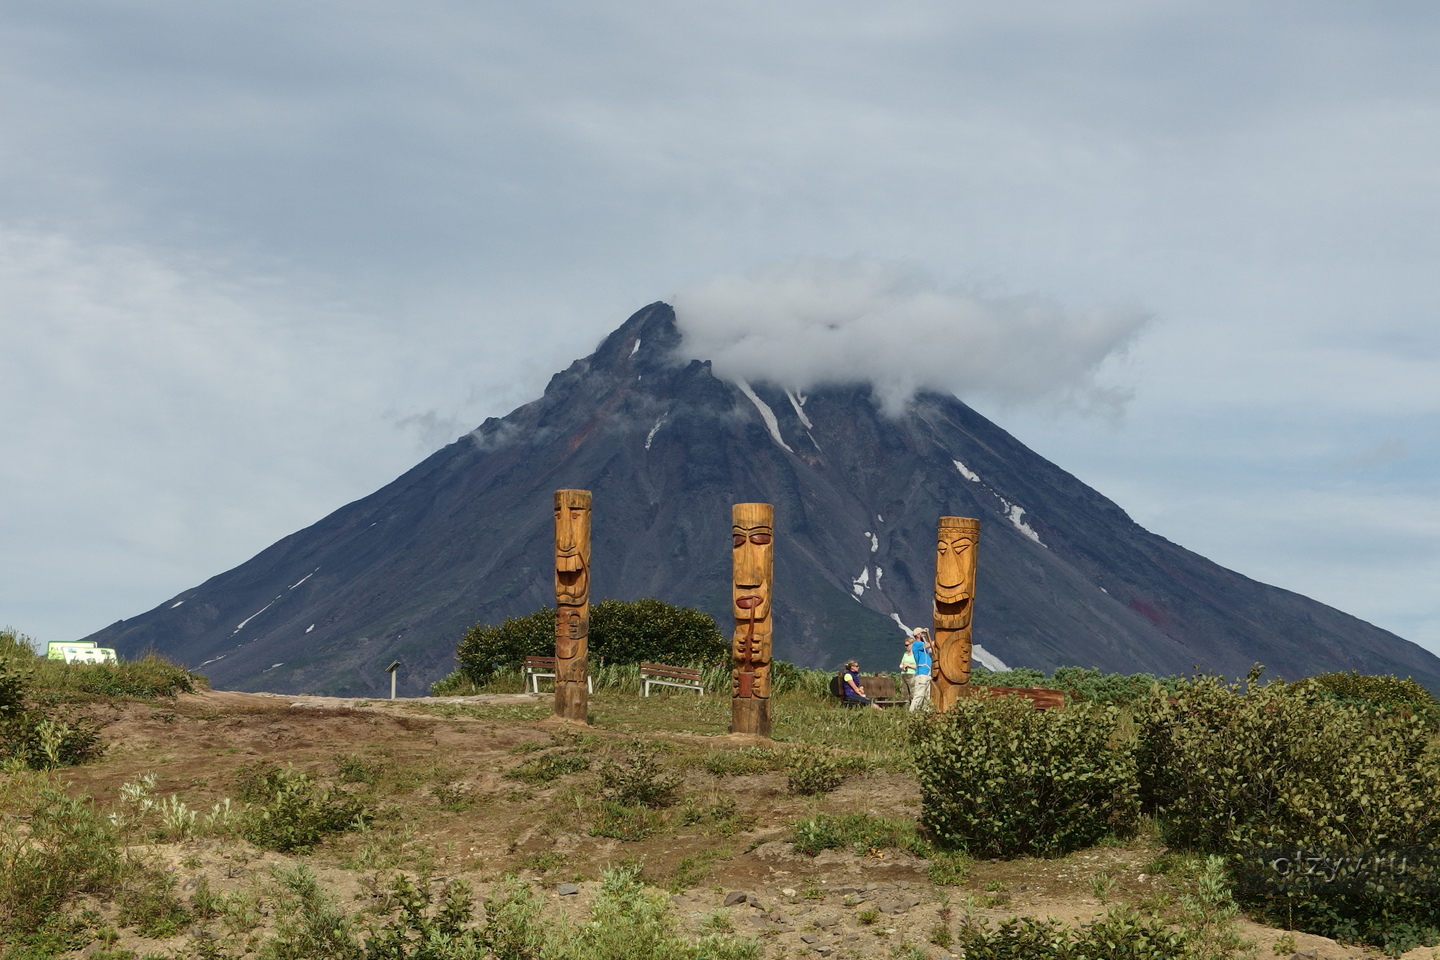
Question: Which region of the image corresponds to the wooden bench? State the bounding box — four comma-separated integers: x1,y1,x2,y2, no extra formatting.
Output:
640,662,704,697
522,656,592,695
829,674,907,707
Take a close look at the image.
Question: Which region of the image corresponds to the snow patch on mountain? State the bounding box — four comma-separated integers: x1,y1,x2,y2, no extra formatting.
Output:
998,500,1044,546
852,566,870,597
736,379,793,452
785,388,813,428
954,460,981,482
973,644,1010,672
645,416,665,450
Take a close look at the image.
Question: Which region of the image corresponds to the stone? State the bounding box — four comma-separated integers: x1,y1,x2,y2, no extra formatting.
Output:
800,934,819,944
557,883,580,896
723,890,749,907
781,887,798,898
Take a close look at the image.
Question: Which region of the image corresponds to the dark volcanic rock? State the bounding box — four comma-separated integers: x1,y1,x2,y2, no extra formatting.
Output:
84,303,1440,695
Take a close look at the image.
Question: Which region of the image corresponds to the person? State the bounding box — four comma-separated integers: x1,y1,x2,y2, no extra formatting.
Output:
898,634,917,699
907,628,933,711
841,659,881,710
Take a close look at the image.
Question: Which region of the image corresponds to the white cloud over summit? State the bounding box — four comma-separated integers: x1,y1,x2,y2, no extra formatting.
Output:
672,257,1147,416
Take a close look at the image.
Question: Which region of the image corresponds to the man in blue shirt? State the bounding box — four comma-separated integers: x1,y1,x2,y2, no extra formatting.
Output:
907,628,933,711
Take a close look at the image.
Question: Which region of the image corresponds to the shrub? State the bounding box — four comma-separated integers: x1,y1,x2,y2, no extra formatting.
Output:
785,752,843,795
1136,673,1440,952
599,745,681,808
956,909,1192,960
0,783,124,943
911,695,1138,857
235,764,370,852
1303,670,1440,727
454,599,726,684
0,634,105,770
969,663,1180,706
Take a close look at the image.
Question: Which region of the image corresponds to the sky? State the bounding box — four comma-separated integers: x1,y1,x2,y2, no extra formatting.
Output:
2,1,1438,658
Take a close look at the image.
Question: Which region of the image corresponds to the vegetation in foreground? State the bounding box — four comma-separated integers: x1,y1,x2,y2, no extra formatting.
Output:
4,615,1439,959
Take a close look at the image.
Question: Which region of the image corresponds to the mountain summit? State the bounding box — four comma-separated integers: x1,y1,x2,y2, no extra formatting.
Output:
87,303,1440,695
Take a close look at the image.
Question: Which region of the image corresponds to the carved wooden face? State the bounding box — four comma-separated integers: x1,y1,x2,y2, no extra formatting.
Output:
554,490,592,606
935,518,979,629
732,503,774,625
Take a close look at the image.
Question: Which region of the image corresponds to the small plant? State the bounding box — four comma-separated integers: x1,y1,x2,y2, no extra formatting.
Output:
235,763,370,853
335,753,379,784
589,802,657,841
599,744,682,808
858,909,880,925
1089,870,1116,903
930,921,954,948
790,813,921,858
504,749,590,784
158,794,197,839
699,747,789,777
786,751,844,795
1272,932,1296,955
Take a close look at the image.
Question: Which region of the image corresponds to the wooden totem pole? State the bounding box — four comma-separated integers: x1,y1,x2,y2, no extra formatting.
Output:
931,516,980,712
553,489,592,723
730,502,774,738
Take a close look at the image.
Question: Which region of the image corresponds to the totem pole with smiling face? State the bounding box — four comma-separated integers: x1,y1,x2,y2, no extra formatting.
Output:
932,516,980,712
553,489,592,723
730,502,774,738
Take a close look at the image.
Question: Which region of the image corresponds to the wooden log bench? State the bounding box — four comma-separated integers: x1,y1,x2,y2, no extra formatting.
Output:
522,655,592,695
957,685,1066,710
827,675,1064,710
640,662,704,696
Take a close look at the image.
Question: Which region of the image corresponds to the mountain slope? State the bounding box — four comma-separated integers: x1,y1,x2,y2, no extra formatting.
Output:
84,303,1440,696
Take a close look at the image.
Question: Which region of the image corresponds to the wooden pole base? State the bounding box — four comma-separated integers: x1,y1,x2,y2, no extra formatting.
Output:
730,698,771,738
554,681,589,724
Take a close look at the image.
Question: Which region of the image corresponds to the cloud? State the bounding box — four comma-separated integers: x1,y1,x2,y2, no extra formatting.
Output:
671,256,1148,415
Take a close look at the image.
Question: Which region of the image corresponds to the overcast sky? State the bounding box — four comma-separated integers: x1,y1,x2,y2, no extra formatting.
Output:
3,1,1438,660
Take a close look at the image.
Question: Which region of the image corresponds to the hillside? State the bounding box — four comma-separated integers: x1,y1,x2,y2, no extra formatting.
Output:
84,303,1440,696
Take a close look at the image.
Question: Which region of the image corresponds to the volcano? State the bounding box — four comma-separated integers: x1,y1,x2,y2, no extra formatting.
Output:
84,303,1440,696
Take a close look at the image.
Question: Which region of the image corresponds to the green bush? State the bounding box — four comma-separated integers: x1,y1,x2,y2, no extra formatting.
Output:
0,783,124,946
785,752,843,795
911,696,1138,858
235,764,370,853
955,909,1192,960
454,599,726,684
1136,674,1440,953
598,745,681,808
969,663,1180,706
1303,670,1440,727
0,633,105,770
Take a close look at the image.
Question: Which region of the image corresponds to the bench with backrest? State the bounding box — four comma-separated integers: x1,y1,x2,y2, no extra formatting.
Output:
639,662,704,696
829,673,906,707
522,655,592,695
